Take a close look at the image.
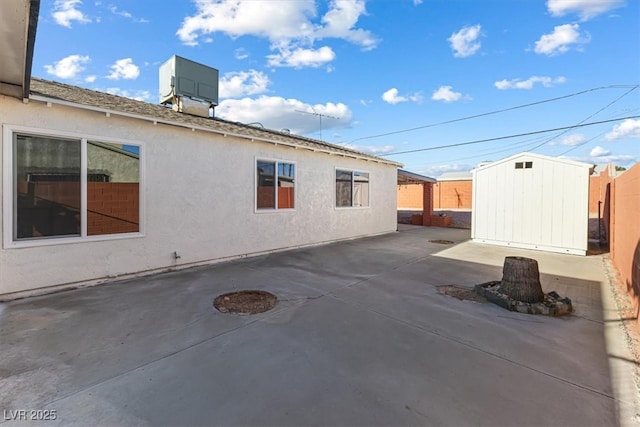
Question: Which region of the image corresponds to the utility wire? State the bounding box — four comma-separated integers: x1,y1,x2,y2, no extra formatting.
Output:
351,84,639,143
558,130,608,156
405,107,638,169
380,116,640,157
527,85,639,153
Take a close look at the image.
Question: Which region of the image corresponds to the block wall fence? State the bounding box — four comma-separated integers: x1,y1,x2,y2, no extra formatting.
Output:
397,180,472,210
401,176,607,213
608,163,640,325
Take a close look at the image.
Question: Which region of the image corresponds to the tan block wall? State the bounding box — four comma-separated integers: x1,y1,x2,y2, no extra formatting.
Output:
589,169,613,216
397,184,424,209
609,163,640,324
433,180,472,209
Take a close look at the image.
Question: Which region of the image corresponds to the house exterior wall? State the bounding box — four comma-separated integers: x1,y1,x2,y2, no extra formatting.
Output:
609,163,640,322
0,96,398,298
433,180,472,210
472,153,590,255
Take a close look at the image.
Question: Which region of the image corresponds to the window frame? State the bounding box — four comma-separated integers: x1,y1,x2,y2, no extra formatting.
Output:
334,168,371,209
254,157,296,213
2,124,145,248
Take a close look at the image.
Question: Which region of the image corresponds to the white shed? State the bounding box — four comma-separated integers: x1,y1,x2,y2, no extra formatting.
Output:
471,152,592,256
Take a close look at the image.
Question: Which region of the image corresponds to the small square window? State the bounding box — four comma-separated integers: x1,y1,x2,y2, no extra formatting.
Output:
515,162,524,169
525,161,533,168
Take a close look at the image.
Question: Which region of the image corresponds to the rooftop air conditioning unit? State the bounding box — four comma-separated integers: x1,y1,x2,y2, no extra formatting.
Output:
159,55,219,118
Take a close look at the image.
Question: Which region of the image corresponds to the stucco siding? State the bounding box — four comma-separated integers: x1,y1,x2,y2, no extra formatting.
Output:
1,96,398,297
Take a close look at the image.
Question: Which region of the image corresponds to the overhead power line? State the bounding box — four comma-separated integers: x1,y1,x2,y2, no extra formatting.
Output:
527,85,639,153
351,84,639,143
380,116,640,157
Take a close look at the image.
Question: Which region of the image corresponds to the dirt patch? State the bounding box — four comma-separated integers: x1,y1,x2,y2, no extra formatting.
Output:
437,285,486,303
213,290,278,315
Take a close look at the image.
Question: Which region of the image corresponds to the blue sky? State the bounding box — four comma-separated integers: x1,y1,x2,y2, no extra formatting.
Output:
33,0,639,176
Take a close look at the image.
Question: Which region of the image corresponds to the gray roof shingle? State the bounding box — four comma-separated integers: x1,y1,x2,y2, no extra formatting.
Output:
29,78,401,166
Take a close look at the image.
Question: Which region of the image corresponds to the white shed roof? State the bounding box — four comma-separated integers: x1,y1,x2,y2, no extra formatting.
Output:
437,171,472,182
473,152,594,173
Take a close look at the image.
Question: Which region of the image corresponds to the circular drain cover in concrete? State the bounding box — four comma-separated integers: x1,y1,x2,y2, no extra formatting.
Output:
213,290,277,315
437,285,486,303
429,239,455,244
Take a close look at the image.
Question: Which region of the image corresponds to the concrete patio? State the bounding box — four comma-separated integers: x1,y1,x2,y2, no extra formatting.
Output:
1,226,638,426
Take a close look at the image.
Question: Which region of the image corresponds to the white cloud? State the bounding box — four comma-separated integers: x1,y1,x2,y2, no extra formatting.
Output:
494,75,567,90
448,24,482,58
547,0,625,21
421,164,472,178
235,48,249,60
382,88,422,105
267,46,336,68
108,5,148,23
565,152,636,166
52,0,91,28
605,119,640,141
177,0,377,67
534,24,590,56
340,143,395,154
216,96,352,136
44,54,90,79
314,0,378,51
413,0,423,4
219,70,270,98
568,146,636,166
105,88,152,102
431,86,465,103
177,0,315,46
85,75,97,83
550,134,587,146
107,58,140,80
590,146,611,157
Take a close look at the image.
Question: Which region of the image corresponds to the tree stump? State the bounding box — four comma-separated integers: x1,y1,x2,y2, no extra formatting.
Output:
498,256,545,303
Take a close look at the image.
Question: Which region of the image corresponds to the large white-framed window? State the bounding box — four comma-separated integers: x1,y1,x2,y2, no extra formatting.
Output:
336,169,370,208
255,158,295,211
3,125,144,248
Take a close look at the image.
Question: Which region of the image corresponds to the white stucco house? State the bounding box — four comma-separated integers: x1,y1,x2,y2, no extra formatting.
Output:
0,78,401,299
0,1,402,299
472,152,592,256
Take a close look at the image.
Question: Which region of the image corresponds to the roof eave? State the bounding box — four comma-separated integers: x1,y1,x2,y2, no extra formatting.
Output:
28,93,403,167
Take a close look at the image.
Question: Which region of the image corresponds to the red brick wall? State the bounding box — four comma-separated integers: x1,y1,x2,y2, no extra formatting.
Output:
609,163,640,323
257,187,295,209
433,180,472,209
16,182,81,237
17,181,81,209
278,187,294,209
15,182,138,237
87,183,139,235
